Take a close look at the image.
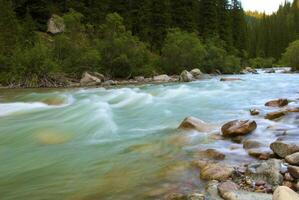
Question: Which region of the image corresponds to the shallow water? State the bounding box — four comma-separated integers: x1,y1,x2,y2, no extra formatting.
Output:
0,71,299,200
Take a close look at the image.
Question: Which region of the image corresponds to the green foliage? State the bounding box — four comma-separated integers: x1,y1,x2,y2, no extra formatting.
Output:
161,29,206,74
248,57,275,68
282,40,299,70
99,13,152,78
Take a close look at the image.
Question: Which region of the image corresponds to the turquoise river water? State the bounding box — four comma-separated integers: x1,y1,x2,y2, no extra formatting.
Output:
0,70,299,200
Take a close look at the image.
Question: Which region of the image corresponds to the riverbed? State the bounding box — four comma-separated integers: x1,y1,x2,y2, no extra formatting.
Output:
0,71,298,200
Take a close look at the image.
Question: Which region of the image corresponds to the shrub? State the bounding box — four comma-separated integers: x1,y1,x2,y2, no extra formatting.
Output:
248,57,275,68
281,40,299,71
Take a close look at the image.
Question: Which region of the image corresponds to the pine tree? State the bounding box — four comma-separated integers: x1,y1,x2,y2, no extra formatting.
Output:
199,0,218,39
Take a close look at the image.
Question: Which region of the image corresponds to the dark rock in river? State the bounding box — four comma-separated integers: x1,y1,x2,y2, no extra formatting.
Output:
265,99,288,107
243,139,263,149
200,163,234,181
265,110,287,120
250,109,260,116
221,120,257,137
270,140,299,158
220,77,242,81
178,117,212,132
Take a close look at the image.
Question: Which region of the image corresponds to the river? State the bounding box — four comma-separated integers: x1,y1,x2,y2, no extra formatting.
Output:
0,70,298,199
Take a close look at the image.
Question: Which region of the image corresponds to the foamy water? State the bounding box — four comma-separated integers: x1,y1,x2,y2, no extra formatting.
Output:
0,70,299,199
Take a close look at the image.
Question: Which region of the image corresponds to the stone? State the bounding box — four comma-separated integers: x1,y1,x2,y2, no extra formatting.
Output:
153,74,171,82
241,67,258,74
190,68,203,79
200,163,234,181
205,180,223,200
265,68,276,73
198,149,226,160
80,72,102,86
102,80,117,86
47,14,65,34
164,193,187,200
220,77,242,81
250,109,260,116
288,165,299,179
285,173,295,182
178,117,212,132
273,186,299,200
243,139,263,149
265,111,286,120
286,152,299,165
218,181,240,199
221,120,257,137
134,76,145,82
265,99,289,107
180,70,194,82
270,141,299,158
187,193,205,200
248,149,272,160
246,159,284,186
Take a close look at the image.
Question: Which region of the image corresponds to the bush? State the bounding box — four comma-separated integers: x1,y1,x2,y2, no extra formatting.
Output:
161,29,206,74
223,55,241,74
202,42,226,73
281,40,299,71
248,57,275,68
99,13,152,78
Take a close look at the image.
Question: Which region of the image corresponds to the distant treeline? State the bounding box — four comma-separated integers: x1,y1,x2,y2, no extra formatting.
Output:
0,0,298,87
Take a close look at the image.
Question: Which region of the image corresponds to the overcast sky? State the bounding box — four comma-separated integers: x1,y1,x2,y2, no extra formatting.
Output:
241,0,293,14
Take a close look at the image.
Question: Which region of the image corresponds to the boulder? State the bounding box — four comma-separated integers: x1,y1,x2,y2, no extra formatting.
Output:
217,181,240,199
288,165,299,179
265,110,286,120
248,149,272,160
190,68,203,79
200,163,234,181
153,74,171,82
243,139,263,149
80,72,102,86
198,149,226,160
221,120,257,137
286,152,299,165
134,76,145,82
270,141,299,158
241,67,258,74
220,77,242,82
250,109,260,116
187,193,205,200
47,15,65,34
265,68,275,73
102,80,117,86
273,186,299,200
265,99,289,107
178,117,212,132
246,159,284,186
179,70,194,82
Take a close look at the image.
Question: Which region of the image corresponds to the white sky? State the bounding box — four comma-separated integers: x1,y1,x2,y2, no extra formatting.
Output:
241,0,293,14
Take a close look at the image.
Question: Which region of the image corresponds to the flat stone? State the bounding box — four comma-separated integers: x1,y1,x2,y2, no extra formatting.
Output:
273,186,299,200
286,152,299,165
265,99,289,107
265,111,286,120
220,77,242,81
270,141,299,158
222,120,257,137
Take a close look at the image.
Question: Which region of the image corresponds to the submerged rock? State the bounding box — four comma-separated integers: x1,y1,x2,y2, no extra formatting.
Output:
198,149,226,160
273,186,299,200
246,159,284,186
270,140,299,158
265,99,289,107
153,74,171,82
286,152,299,165
243,139,263,149
265,110,286,120
221,120,257,137
178,117,212,132
217,181,240,199
250,109,260,116
179,70,194,82
80,72,102,86
220,77,242,82
200,163,234,181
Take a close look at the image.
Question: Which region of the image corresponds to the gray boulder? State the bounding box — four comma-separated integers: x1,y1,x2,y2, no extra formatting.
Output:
180,70,194,82
153,74,171,82
270,140,299,158
80,72,101,86
47,15,65,34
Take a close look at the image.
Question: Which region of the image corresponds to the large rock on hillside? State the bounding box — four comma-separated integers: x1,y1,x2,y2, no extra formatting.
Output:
273,186,299,200
265,99,289,107
270,140,299,158
178,117,212,132
47,15,65,34
221,120,257,137
153,74,171,82
80,72,102,86
179,70,194,82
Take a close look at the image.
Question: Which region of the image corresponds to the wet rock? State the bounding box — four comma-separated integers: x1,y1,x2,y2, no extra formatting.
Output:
248,149,272,160
198,149,226,160
286,107,299,113
246,159,284,186
180,70,194,82
265,68,276,73
231,136,245,144
208,133,224,140
80,72,102,86
286,152,299,165
250,109,260,116
218,181,240,199
273,186,299,200
190,68,203,78
284,173,295,182
200,163,234,181
205,180,222,200
164,193,187,200
220,77,242,81
153,74,171,82
265,99,288,107
187,193,205,200
42,98,65,106
288,165,299,179
270,140,299,158
102,80,117,86
243,139,263,149
265,110,286,120
241,67,258,74
134,76,145,82
47,14,65,34
178,117,212,132
221,120,257,137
